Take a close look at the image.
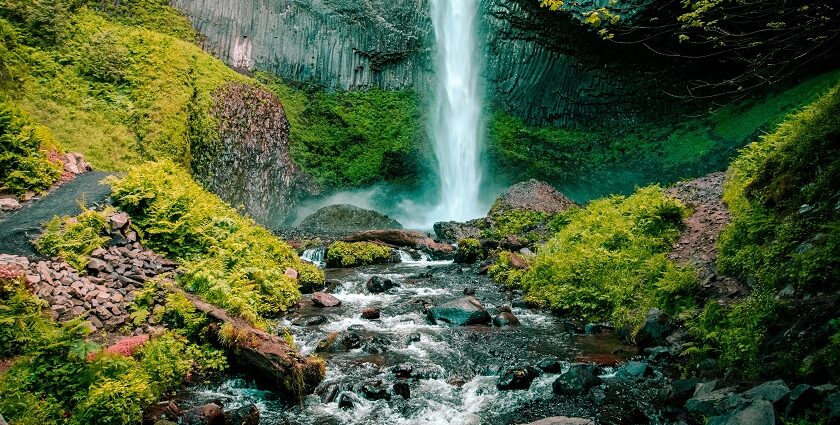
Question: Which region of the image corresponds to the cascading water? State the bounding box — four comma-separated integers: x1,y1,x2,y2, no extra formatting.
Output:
428,0,484,223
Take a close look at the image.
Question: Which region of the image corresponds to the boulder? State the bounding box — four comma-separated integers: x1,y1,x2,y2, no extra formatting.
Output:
785,384,819,417
337,392,356,410
361,307,381,320
312,292,341,307
634,308,672,349
706,399,775,425
488,179,576,217
433,221,480,242
183,403,224,425
299,204,403,233
223,404,260,425
0,198,21,212
686,387,745,417
393,381,410,399
427,297,491,326
552,364,602,396
537,357,564,374
109,212,131,231
492,311,521,327
667,378,700,405
315,330,363,353
741,380,790,409
616,361,651,379
342,229,453,257
366,276,396,293
360,380,391,401
496,366,539,390
826,392,840,422
522,418,595,425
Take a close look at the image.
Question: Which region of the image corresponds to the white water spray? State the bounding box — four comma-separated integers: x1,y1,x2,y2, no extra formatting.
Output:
429,0,484,223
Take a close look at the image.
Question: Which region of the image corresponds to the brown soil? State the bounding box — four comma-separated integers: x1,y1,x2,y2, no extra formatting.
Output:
666,172,749,301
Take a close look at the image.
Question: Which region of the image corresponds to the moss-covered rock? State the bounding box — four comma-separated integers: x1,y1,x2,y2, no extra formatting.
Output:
299,204,403,234
325,241,394,268
454,238,484,264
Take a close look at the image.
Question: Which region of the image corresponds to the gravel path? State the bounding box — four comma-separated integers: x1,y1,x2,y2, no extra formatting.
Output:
0,172,116,257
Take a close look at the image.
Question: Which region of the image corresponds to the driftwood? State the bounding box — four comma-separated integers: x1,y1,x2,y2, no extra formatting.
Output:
177,290,324,399
342,229,453,255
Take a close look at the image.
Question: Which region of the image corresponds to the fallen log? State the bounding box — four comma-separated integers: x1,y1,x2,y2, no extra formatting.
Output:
177,290,324,399
342,229,453,257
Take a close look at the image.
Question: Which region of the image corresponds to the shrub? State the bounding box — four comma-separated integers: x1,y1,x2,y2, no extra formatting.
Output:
34,207,110,270
0,363,65,425
517,186,693,330
454,238,484,263
70,372,155,425
0,100,62,195
108,160,323,326
0,281,54,358
487,250,529,288
325,241,393,267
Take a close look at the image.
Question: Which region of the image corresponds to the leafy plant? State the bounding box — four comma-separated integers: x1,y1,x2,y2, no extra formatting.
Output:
0,100,62,195
34,206,110,270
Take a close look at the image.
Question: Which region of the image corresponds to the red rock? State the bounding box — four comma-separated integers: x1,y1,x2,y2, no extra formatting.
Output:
284,267,298,280
312,292,341,307
361,307,381,320
89,334,149,360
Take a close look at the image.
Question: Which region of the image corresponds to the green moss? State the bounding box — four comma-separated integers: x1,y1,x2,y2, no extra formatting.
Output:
108,160,324,326
487,251,529,288
515,186,695,331
0,100,62,195
326,241,393,267
258,73,428,189
454,238,484,263
33,207,110,270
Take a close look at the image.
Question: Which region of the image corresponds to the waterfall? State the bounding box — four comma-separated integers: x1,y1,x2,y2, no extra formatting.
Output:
300,247,326,268
429,0,484,222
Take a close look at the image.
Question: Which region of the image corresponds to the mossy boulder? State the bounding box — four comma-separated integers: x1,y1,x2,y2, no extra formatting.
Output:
325,241,394,268
299,204,403,234
454,238,484,264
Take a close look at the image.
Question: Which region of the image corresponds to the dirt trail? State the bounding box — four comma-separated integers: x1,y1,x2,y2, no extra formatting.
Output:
666,172,748,300
0,172,115,257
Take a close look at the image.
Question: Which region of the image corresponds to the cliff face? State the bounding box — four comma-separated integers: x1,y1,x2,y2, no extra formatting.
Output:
171,0,677,126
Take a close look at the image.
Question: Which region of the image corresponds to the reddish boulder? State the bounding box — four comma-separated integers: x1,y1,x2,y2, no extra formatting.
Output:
312,292,341,307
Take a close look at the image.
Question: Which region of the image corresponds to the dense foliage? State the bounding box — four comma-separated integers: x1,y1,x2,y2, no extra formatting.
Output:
0,100,61,195
34,207,110,270
326,241,393,268
511,187,696,331
0,273,225,425
108,160,324,326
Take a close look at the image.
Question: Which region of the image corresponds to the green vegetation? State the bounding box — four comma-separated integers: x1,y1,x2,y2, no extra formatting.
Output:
325,241,393,268
108,160,324,326
487,251,529,288
487,70,840,200
0,272,225,425
259,74,428,189
505,187,696,331
454,238,484,263
34,207,110,270
0,100,61,195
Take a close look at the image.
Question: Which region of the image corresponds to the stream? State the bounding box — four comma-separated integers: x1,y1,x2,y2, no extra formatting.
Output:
176,250,652,424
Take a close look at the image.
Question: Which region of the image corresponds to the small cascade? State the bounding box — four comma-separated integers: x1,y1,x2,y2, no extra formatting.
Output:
300,247,326,268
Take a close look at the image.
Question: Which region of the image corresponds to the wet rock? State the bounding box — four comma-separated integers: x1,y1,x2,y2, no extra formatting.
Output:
144,400,182,424
644,346,672,362
361,307,381,319
299,204,403,233
667,378,700,405
686,387,744,417
406,332,421,344
392,363,413,378
492,311,520,327
634,308,672,349
363,335,391,354
694,380,720,397
537,357,564,374
183,403,224,425
741,380,790,409
584,323,613,334
223,403,259,425
616,361,651,379
522,417,595,425
463,286,475,296
292,315,328,327
366,276,396,293
433,221,480,242
427,296,491,326
393,381,410,399
360,381,391,401
343,230,453,257
312,292,341,307
337,392,356,410
552,364,602,396
785,384,819,417
315,330,362,353
497,366,539,390
826,392,840,421
706,399,775,425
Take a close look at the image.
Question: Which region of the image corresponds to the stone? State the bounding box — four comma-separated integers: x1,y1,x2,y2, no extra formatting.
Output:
489,180,576,217
284,267,298,280
361,307,381,320
87,257,108,273
433,221,480,242
342,230,453,257
183,403,224,425
299,204,403,233
315,330,362,353
741,379,790,409
25,274,40,285
392,363,413,378
785,384,819,417
406,332,421,343
463,286,475,296
109,212,131,231
312,292,341,307
616,361,651,379
0,198,21,211
686,387,744,417
537,357,564,374
694,380,720,397
360,381,390,401
706,399,775,425
366,276,397,293
223,403,259,425
427,296,491,326
492,311,520,327
667,378,700,405
496,366,539,391
393,381,410,399
634,308,672,348
552,364,602,396
292,315,329,327
337,392,355,410
521,417,595,425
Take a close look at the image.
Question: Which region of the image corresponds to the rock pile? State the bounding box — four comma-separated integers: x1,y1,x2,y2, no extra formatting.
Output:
0,241,177,332
62,152,92,176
